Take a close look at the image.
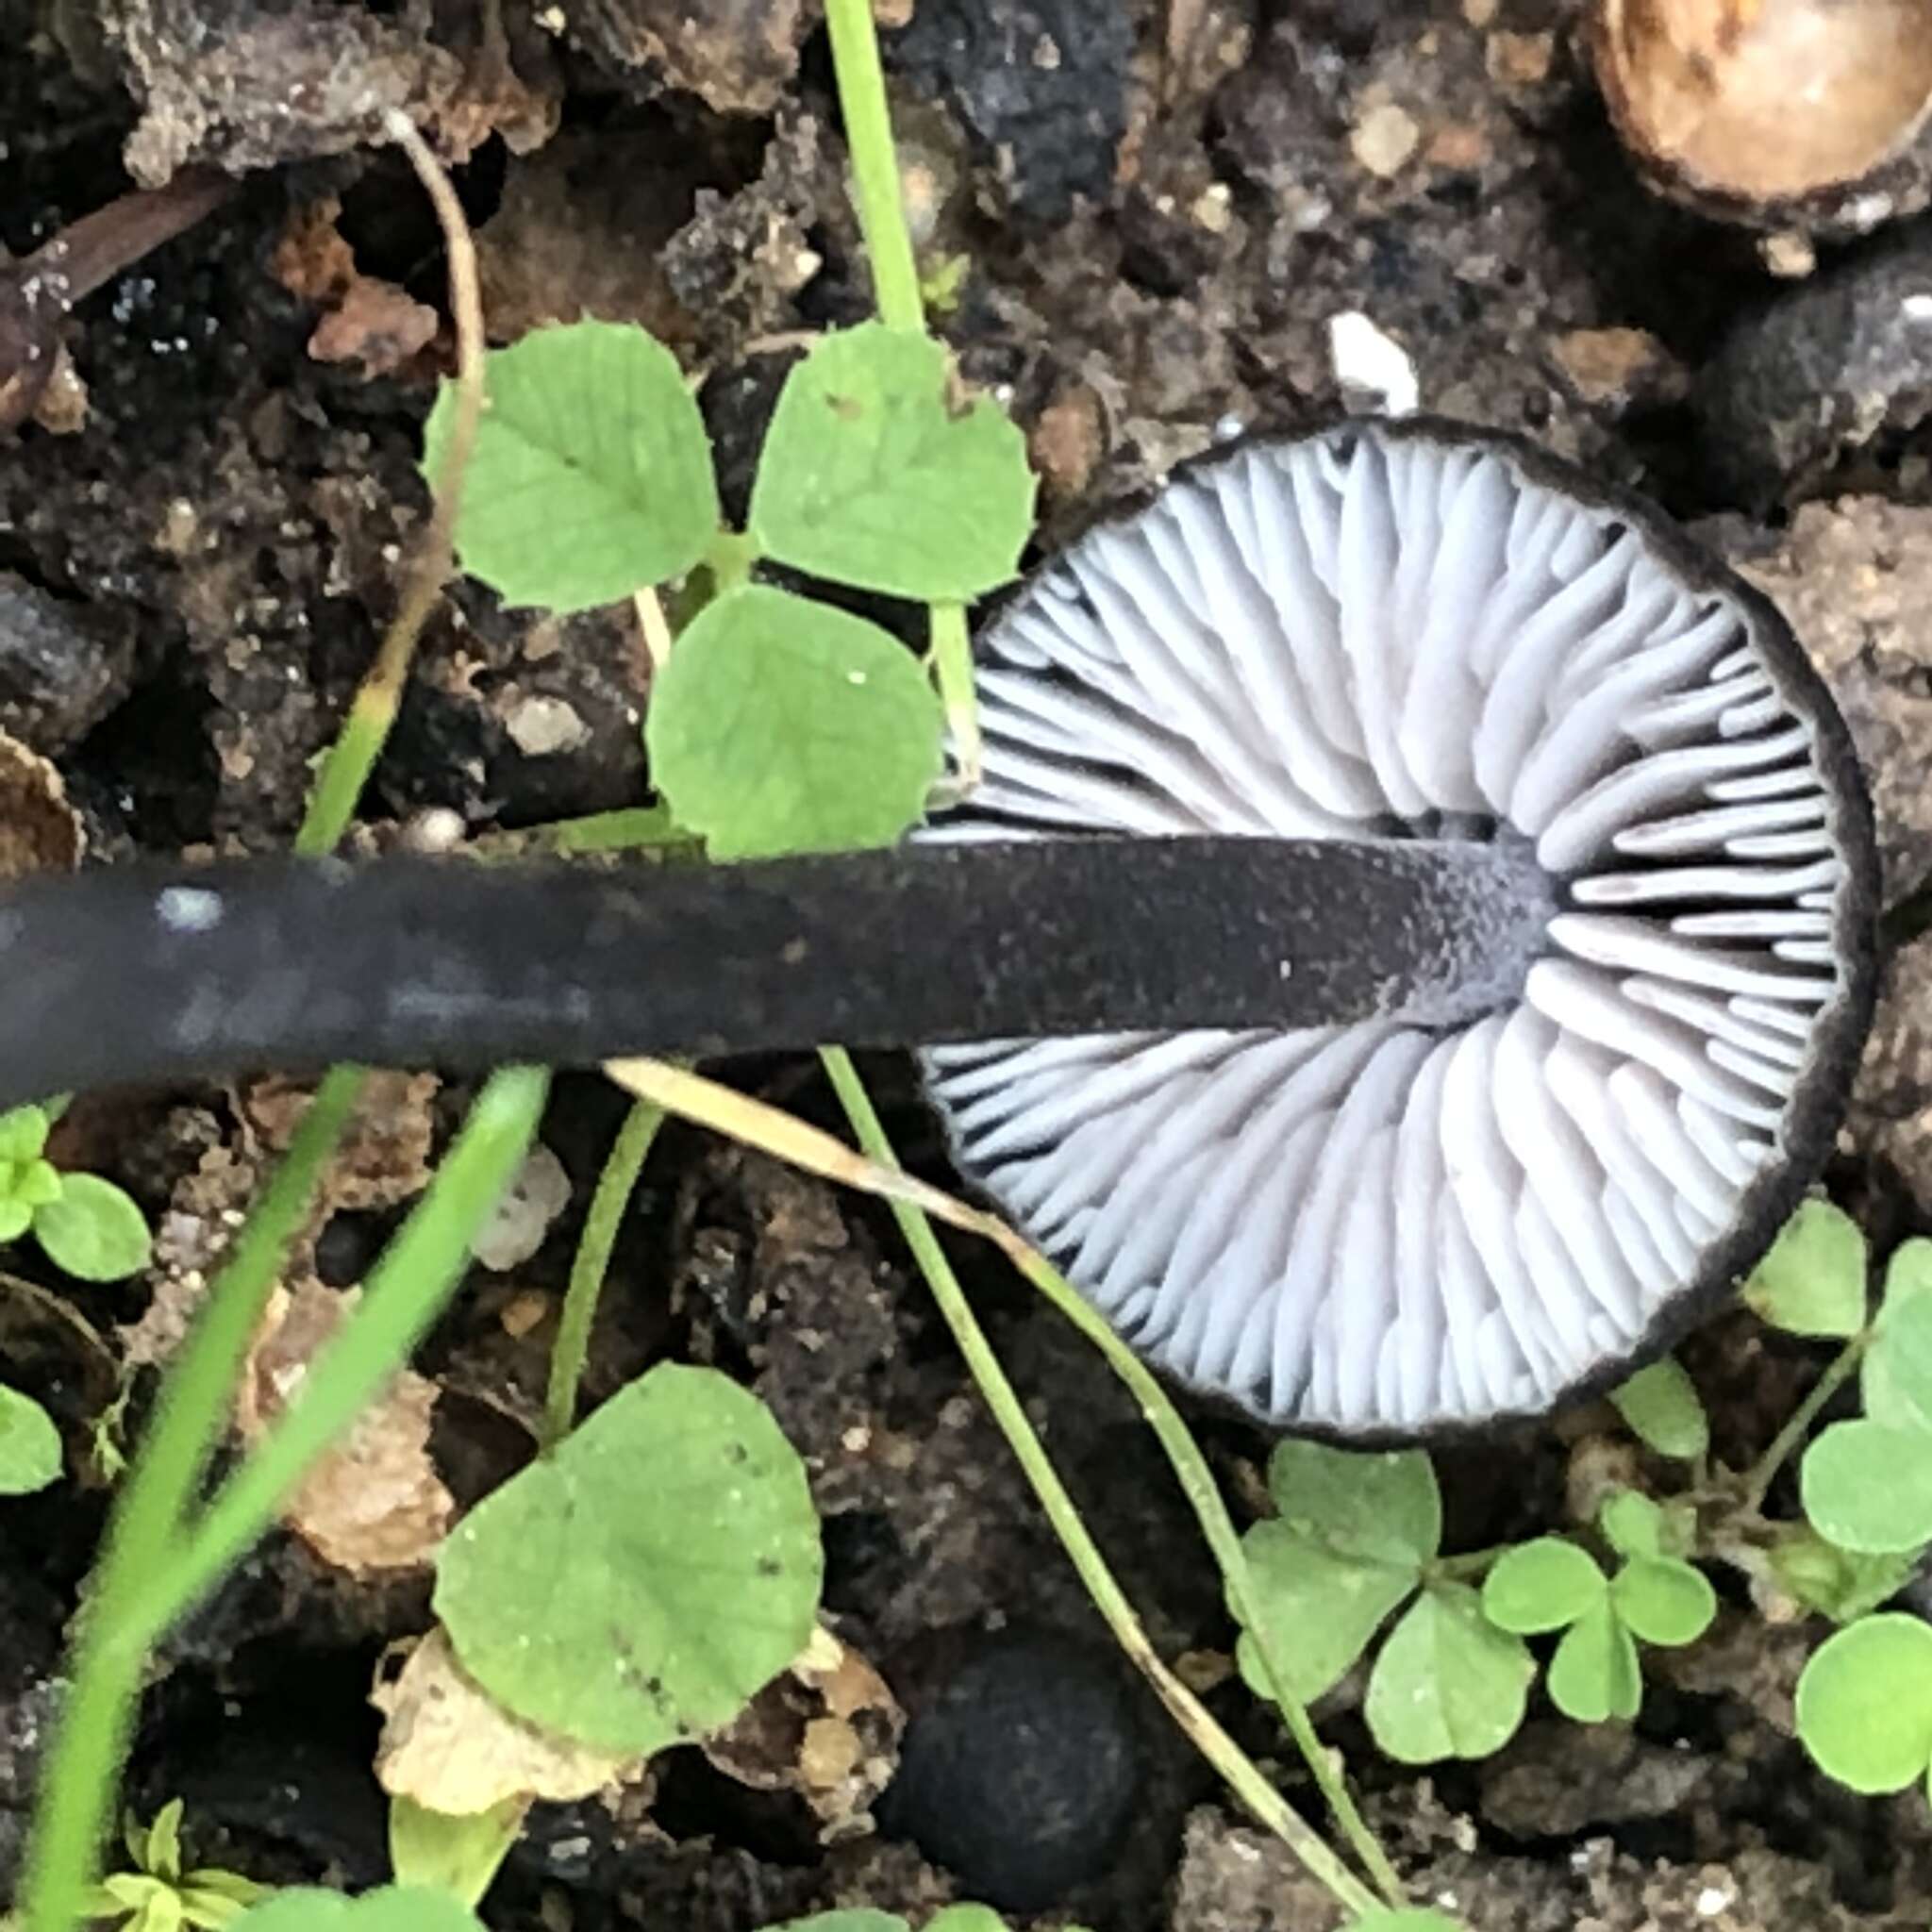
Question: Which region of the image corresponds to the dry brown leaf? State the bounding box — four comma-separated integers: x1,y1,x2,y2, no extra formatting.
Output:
239,1281,454,1574
0,726,82,880
308,276,440,377
242,1069,440,1209
272,196,443,378
700,1624,904,1841
374,1625,646,1813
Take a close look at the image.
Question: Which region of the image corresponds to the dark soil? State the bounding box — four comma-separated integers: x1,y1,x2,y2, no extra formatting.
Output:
8,2,1932,1928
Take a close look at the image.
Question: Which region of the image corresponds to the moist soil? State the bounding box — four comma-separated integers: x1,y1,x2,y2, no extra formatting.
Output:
8,3,1932,1928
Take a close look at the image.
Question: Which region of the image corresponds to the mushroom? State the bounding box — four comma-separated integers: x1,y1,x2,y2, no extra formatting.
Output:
1591,0,1932,225
921,417,1876,1437
0,421,1876,1439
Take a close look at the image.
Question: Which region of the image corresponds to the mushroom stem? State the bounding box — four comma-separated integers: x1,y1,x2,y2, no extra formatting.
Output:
0,835,1557,1109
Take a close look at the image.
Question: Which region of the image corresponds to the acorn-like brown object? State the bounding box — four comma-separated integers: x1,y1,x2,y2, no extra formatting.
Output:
1592,0,1932,224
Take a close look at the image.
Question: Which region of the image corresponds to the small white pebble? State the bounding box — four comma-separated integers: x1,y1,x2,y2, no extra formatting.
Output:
1904,292,1932,323
157,885,225,934
1328,311,1419,416
505,694,591,758
1695,1886,1734,1918
400,806,468,854
474,1142,573,1272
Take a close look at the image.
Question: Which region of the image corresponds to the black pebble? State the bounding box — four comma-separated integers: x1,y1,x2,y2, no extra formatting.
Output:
879,1626,1143,1912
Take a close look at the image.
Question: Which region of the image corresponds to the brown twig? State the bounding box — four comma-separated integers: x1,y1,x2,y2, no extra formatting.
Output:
0,168,234,431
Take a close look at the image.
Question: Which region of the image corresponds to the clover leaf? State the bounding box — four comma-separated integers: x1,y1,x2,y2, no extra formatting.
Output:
0,1385,60,1495
1744,1199,1868,1339
1800,1421,1932,1555
1481,1507,1713,1726
645,583,941,861
32,1173,153,1282
1364,1582,1533,1763
235,1888,482,1932
1795,1614,1932,1795
435,1362,822,1756
1862,1239,1932,1434
748,323,1035,602
425,320,720,613
1609,1357,1708,1460
1232,1442,1439,1706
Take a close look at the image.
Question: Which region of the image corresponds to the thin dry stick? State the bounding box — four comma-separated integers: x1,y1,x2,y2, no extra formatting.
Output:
297,110,489,855
633,586,675,674
603,1054,1395,1915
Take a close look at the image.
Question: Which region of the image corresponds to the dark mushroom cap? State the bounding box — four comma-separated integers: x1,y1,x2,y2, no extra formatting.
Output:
922,417,1877,1439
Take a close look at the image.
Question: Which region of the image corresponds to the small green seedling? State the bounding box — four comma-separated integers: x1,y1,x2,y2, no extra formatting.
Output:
425,314,1033,863
0,1103,151,1283
1234,1194,1932,1824
87,1800,270,1932
1482,1492,1715,1724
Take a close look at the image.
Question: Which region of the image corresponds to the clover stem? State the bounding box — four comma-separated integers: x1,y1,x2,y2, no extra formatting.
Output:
823,0,924,333
541,1097,666,1454
1428,1544,1514,1584
822,0,982,791
1739,1331,1870,1514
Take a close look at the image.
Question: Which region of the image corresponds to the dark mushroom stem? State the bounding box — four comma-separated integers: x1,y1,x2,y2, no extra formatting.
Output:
0,834,1558,1111
0,168,235,431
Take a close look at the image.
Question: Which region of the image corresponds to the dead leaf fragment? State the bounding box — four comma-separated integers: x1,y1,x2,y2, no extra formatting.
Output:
1549,325,1685,408
0,726,82,879
308,277,440,377
700,1624,904,1841
375,1625,646,1812
272,197,441,378
243,1070,440,1209
239,1282,454,1574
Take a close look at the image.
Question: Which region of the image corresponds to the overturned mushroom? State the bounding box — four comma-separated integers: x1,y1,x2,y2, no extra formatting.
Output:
922,419,1875,1436
1592,0,1932,226
0,422,1877,1439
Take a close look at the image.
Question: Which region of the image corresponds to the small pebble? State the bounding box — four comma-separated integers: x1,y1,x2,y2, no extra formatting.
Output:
1350,102,1421,178
474,1142,572,1272
504,694,591,758
879,1627,1142,1911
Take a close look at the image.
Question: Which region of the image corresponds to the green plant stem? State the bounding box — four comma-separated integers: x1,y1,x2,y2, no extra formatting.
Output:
819,1047,1385,1923
1740,1331,1870,1514
822,0,981,791
541,1097,665,1453
823,0,923,333
991,1204,1404,1906
144,1067,550,1645
21,1067,366,1932
1429,1544,1514,1585
927,602,981,790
